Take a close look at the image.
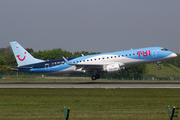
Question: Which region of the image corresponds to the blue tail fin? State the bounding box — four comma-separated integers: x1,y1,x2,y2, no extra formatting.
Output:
10,41,45,67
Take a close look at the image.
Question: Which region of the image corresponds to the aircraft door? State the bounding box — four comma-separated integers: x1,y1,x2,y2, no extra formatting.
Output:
45,64,50,71
152,50,157,57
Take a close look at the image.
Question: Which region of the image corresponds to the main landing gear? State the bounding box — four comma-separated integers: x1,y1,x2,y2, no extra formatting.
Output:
91,74,100,80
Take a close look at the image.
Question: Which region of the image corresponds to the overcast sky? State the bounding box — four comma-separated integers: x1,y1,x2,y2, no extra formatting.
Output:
0,0,179,53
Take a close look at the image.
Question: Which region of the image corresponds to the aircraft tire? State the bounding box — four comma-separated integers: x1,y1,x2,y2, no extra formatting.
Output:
91,75,96,80
158,67,161,70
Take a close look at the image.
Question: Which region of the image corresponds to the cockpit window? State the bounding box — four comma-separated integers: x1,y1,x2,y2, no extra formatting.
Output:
161,48,168,52
164,48,168,51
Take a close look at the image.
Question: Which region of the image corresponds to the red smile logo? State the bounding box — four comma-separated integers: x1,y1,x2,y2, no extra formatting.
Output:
17,52,26,61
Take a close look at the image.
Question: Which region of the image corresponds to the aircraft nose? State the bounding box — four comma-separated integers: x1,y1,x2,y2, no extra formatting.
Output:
171,53,177,57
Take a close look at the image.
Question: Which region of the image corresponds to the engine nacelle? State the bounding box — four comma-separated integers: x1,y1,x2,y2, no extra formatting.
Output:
103,64,125,73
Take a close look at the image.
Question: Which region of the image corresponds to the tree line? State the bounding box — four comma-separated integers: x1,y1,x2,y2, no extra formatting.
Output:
0,46,179,76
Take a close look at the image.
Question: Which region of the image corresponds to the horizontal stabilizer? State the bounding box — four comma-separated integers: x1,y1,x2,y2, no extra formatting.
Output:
9,67,33,71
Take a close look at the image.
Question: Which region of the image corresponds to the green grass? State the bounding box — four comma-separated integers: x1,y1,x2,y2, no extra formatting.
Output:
147,64,180,77
0,88,179,120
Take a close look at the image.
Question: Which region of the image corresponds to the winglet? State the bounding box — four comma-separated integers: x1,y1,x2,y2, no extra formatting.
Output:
63,57,69,64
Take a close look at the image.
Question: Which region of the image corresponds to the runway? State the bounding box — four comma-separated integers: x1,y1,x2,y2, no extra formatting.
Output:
0,82,180,88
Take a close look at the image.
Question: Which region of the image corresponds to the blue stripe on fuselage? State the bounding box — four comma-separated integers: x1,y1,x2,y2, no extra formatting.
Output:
18,63,73,73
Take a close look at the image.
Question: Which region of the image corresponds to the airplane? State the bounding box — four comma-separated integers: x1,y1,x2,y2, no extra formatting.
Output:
10,41,177,80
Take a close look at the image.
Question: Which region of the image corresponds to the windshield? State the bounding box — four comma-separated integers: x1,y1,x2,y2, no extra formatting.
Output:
161,48,168,52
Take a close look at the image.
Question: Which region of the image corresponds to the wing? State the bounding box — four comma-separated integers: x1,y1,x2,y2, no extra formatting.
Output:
73,64,103,72
62,56,125,73
62,56,103,72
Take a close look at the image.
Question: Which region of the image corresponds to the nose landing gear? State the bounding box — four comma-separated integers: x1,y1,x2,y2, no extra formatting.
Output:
157,61,161,70
158,66,161,70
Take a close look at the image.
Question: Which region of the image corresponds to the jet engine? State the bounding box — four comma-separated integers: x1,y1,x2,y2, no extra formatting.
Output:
103,64,125,73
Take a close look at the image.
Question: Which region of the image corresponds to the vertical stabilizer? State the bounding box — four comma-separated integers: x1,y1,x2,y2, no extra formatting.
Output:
10,41,45,66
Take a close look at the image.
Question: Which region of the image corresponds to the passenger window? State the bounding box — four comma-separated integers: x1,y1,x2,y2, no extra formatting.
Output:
122,55,124,57
107,57,109,59
115,56,116,58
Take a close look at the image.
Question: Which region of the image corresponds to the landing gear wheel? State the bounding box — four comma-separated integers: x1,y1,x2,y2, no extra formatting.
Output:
91,75,96,80
158,67,161,70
